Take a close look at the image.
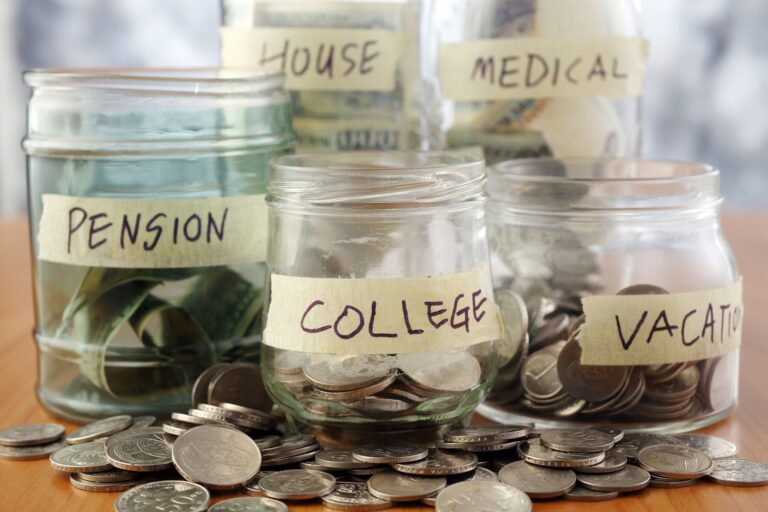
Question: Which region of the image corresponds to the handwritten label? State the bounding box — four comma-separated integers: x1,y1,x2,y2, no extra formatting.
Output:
37,194,267,268
440,36,648,101
263,265,504,355
578,279,743,365
220,26,403,92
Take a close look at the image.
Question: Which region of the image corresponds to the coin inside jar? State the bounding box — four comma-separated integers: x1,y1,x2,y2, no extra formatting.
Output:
557,338,630,403
303,354,398,391
398,351,481,393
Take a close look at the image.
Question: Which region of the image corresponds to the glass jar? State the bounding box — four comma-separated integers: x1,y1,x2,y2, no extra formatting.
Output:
24,68,295,421
427,0,644,162
220,0,421,151
480,158,742,432
262,151,503,445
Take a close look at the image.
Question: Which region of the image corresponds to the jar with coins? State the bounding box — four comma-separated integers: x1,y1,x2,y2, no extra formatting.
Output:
262,151,503,444
480,158,742,432
428,0,644,162
25,69,295,421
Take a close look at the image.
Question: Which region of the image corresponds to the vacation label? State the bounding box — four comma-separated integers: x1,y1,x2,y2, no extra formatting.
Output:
578,279,743,365
263,265,504,354
37,194,267,268
220,26,403,92
440,36,648,101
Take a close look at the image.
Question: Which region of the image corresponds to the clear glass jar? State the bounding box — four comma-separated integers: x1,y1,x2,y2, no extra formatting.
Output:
262,151,502,445
220,0,422,151
427,0,643,162
480,158,741,433
24,68,295,421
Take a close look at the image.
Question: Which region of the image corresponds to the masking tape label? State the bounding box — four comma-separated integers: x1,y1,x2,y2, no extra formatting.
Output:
263,264,504,354
37,194,267,268
220,26,403,92
440,36,648,101
578,279,743,365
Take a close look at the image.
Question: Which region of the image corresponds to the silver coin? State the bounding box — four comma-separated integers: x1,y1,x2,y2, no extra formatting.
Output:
637,444,714,479
673,434,739,459
162,421,191,437
208,363,273,413
65,415,132,445
197,403,276,429
170,412,218,427
313,373,398,402
342,396,413,413
575,450,627,474
470,467,499,481
612,433,683,462
304,354,398,392
261,435,316,456
435,480,532,512
273,350,310,375
187,409,259,432
105,428,173,472
78,468,140,483
498,460,576,498
50,442,112,473
368,470,447,502
557,339,629,402
564,486,619,502
315,449,379,470
398,351,481,393
592,427,624,443
321,481,393,511
258,469,336,500
347,467,388,476
130,416,157,429
649,475,699,488
517,439,605,468
261,450,321,468
434,439,503,450
219,403,279,424
393,449,477,476
707,458,768,487
444,426,530,443
576,465,651,492
461,440,523,453
539,429,615,453
0,439,67,461
208,496,288,512
521,350,562,400
114,480,209,512
495,290,529,367
70,473,140,493
172,424,261,490
352,445,428,464
262,442,320,462
0,423,65,447
192,363,230,407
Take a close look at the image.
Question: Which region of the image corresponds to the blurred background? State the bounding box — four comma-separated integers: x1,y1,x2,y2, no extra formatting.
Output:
1,0,766,215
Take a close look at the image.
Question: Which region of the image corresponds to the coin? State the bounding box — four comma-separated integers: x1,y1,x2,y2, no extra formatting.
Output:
258,469,336,500
617,284,669,296
65,415,132,445
637,444,713,479
162,421,191,437
574,450,627,474
78,468,140,483
115,480,209,512
170,412,217,427
130,416,157,429
342,397,413,414
368,470,447,502
105,428,173,472
707,458,768,487
673,434,738,459
315,449,379,470
612,433,683,462
303,354,397,392
521,350,562,399
321,481,393,511
564,486,619,502
557,338,629,402
495,290,529,367
498,460,576,498
219,403,279,424
539,429,615,453
313,374,398,401
393,449,477,476
461,440,523,453
200,403,276,428
208,496,288,512
261,449,321,468
209,363,273,413
576,465,651,492
517,439,605,468
352,445,428,464
649,475,699,488
398,351,481,393
434,481,532,512
172,424,261,490
192,363,230,407
261,435,316,456
470,467,499,481
0,423,65,447
592,427,624,443
69,473,139,493
0,439,67,461
50,442,112,473
444,425,530,443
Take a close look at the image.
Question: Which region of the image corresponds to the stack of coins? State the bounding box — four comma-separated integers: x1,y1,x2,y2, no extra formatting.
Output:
489,283,732,423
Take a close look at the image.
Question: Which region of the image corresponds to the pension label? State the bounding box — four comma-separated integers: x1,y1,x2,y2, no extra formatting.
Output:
220,26,403,92
440,36,648,101
263,265,504,354
578,279,743,365
37,194,267,268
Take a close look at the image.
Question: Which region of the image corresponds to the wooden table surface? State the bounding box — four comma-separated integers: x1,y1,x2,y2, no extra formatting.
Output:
1,215,767,511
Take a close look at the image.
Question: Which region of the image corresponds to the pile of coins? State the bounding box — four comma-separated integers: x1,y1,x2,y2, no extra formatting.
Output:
489,283,732,423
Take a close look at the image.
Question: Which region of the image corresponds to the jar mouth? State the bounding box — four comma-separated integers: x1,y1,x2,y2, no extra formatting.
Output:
488,158,721,213
268,151,487,212
23,67,285,96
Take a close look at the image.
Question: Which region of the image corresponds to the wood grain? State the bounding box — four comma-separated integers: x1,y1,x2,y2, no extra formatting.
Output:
0,215,767,511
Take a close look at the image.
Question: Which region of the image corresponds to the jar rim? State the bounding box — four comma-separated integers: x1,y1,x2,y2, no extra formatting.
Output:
23,67,285,96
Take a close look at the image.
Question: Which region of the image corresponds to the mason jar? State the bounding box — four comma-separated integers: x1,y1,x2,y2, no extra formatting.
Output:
480,158,742,432
24,69,295,421
262,151,503,445
221,0,421,151
428,0,644,162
